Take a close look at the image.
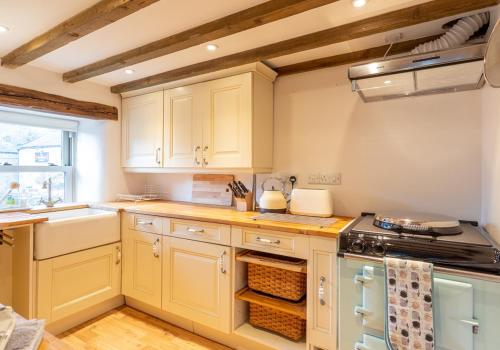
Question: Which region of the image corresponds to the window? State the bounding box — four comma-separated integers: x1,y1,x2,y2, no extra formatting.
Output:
0,109,77,209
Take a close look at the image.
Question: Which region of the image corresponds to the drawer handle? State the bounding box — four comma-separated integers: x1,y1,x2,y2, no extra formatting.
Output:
219,251,227,274
187,227,205,234
152,238,160,258
256,236,280,245
137,219,154,226
318,276,326,306
116,246,122,265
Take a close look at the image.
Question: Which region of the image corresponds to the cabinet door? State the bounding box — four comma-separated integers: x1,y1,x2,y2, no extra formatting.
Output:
122,91,164,167
122,229,162,308
162,236,231,333
308,238,337,350
37,243,121,323
202,73,252,168
163,86,203,168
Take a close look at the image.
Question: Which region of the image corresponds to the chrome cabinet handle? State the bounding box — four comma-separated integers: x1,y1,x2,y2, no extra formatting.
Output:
155,147,161,164
137,219,153,225
116,246,122,265
256,237,280,245
319,276,326,306
187,227,205,234
194,146,201,165
152,238,160,258
219,251,227,274
202,146,208,166
460,319,480,334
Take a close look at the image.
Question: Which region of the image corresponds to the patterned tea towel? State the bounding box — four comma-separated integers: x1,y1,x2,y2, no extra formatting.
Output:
384,257,434,350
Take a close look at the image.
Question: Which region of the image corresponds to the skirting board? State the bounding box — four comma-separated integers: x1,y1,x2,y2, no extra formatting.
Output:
46,295,124,335
125,297,280,350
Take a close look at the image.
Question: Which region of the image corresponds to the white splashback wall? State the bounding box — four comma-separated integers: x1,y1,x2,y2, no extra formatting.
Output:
481,85,500,243
145,64,482,220
273,65,482,219
0,65,144,202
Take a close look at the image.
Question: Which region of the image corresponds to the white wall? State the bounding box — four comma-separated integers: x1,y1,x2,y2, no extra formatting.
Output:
0,65,144,202
144,65,482,220
481,85,500,242
273,66,482,220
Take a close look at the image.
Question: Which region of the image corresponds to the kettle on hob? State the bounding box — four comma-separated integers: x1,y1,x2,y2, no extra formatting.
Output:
258,177,287,213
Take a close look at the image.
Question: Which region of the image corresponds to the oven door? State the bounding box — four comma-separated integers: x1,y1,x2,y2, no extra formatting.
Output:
338,256,500,350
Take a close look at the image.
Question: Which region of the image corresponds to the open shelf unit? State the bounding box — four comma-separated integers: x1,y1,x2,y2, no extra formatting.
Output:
232,248,308,350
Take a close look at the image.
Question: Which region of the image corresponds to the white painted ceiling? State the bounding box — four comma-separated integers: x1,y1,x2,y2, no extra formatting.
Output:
0,0,497,88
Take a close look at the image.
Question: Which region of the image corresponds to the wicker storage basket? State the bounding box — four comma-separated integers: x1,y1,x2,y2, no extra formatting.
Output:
249,303,306,341
244,251,307,301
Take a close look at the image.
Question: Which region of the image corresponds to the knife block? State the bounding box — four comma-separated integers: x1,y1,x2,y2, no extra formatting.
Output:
235,192,253,212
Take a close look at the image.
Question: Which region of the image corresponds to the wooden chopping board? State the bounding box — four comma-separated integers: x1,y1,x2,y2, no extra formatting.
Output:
191,174,233,206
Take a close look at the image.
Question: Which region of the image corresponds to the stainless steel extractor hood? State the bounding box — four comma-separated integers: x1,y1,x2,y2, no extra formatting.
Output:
349,43,487,102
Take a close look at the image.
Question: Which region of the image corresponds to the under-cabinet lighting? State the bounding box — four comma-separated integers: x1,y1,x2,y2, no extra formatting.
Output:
384,80,392,84
124,69,135,75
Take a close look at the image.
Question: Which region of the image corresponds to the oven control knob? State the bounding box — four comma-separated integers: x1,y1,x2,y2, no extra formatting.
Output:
372,241,386,255
350,239,366,253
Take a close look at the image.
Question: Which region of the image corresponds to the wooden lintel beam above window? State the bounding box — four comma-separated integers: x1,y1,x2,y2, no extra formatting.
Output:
274,35,442,76
63,0,339,83
110,0,500,94
0,84,118,121
1,0,159,68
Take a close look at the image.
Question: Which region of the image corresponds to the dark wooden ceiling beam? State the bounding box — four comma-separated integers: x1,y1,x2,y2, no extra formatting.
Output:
1,0,159,68
111,0,499,93
0,84,118,120
63,0,339,83
274,35,442,76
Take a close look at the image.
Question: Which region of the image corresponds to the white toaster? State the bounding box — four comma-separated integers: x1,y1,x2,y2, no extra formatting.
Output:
289,188,334,217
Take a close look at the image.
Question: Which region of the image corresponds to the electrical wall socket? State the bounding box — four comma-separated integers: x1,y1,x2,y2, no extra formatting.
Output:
308,173,341,185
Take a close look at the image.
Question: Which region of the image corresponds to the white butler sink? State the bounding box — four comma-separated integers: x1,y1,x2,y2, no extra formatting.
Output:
34,208,120,260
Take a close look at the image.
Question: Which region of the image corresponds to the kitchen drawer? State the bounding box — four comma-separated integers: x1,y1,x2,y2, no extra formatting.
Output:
166,218,231,245
131,214,167,234
232,226,309,259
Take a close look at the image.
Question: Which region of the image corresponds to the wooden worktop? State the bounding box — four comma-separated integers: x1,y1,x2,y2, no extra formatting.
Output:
96,201,353,238
0,212,48,229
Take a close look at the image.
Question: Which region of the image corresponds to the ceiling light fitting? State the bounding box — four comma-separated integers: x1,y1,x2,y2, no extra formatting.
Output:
352,0,367,8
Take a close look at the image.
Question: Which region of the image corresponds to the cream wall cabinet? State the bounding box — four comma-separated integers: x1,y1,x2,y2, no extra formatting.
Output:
122,228,162,309
122,91,164,167
162,236,231,333
163,84,204,168
122,68,275,172
307,237,337,350
163,72,273,171
36,242,121,323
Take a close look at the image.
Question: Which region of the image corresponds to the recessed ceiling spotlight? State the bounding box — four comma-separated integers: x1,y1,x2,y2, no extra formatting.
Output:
124,69,135,75
0,25,10,33
206,43,219,52
352,0,367,8
384,80,392,84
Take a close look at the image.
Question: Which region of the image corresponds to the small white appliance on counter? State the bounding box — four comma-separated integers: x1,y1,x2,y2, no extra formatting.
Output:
289,188,333,217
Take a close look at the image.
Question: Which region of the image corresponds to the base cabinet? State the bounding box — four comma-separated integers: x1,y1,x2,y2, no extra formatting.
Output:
122,229,162,309
36,242,121,323
162,236,231,333
308,238,337,350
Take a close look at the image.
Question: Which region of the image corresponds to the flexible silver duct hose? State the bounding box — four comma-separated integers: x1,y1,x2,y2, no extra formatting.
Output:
412,12,490,54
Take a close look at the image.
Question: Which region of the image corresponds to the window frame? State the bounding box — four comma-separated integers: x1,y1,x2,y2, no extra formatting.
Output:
0,111,78,206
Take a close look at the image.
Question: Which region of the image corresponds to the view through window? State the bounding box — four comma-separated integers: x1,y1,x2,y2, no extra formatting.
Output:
0,119,75,209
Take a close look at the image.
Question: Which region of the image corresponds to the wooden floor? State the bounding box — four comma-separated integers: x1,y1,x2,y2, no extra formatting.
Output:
57,306,232,350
